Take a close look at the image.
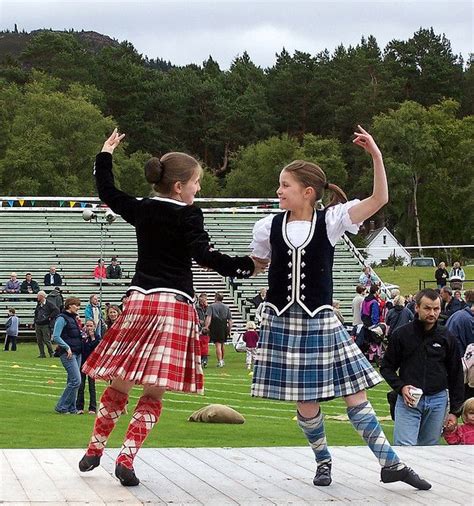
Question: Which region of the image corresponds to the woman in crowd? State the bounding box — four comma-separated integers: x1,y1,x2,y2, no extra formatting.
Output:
52,297,82,414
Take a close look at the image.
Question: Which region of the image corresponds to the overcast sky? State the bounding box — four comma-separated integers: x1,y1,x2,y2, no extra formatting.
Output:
1,0,472,69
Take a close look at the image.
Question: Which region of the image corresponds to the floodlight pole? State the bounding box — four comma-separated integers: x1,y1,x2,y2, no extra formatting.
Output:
98,220,105,325
83,211,110,339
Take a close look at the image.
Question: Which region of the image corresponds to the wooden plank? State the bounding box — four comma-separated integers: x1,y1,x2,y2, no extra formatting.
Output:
60,450,141,505
100,450,170,505
0,450,30,503
390,446,474,501
181,448,278,504
408,446,472,479
34,449,106,503
226,447,325,503
156,448,245,505
258,446,384,503
4,449,65,502
327,446,463,505
106,448,236,505
1,442,472,505
276,446,432,505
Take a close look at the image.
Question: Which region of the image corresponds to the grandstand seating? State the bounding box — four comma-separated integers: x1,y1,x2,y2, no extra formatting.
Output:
0,208,364,340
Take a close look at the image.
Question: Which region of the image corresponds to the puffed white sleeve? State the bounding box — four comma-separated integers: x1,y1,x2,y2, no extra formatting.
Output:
325,199,362,246
249,214,274,260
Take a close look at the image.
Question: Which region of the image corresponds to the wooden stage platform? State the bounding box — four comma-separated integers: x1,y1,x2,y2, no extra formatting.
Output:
1,446,472,505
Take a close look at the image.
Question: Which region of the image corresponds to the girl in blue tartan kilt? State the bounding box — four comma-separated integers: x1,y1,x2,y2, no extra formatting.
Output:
250,126,431,490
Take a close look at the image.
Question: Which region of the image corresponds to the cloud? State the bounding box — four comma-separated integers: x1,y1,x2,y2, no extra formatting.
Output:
1,1,472,68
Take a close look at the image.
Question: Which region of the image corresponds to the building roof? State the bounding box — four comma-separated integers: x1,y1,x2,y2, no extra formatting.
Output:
366,227,385,244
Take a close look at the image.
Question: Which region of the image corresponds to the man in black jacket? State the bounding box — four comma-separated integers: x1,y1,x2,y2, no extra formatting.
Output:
43,265,63,287
34,291,60,358
439,286,466,322
106,257,122,279
380,288,463,445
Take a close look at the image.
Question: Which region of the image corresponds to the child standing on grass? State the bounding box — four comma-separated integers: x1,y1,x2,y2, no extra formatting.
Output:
242,321,259,370
79,130,267,487
4,308,19,351
76,320,101,415
250,126,431,490
443,398,474,445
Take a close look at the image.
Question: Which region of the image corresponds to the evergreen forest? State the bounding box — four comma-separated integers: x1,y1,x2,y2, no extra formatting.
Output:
0,28,473,246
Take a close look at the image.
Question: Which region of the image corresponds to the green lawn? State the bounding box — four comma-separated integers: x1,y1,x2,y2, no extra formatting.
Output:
0,343,394,449
375,266,474,295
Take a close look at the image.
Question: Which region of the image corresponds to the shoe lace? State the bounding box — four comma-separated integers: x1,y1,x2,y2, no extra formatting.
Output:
316,463,331,477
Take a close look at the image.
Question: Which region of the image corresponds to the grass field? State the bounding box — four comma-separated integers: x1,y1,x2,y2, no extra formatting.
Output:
375,266,474,295
0,343,394,449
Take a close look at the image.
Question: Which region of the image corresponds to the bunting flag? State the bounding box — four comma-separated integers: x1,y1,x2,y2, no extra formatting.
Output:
8,200,14,207
92,203,98,208
69,201,76,208
19,199,25,207
31,200,35,207
59,200,65,207
80,202,87,208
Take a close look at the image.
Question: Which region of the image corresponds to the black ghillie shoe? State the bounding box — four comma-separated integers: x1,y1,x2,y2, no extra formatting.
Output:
115,463,140,486
381,465,431,490
79,454,101,472
313,462,332,486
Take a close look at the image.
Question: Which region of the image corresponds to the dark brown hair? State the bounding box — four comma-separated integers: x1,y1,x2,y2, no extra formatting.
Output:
64,297,81,310
464,290,474,304
369,285,379,295
145,152,202,194
414,289,440,305
282,160,347,208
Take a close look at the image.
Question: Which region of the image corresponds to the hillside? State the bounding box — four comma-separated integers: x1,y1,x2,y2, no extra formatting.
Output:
0,29,119,60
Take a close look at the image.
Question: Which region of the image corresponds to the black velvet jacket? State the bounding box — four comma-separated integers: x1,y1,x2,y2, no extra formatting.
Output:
94,152,254,300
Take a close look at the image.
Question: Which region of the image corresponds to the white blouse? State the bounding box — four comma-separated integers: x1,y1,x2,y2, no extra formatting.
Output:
250,200,361,259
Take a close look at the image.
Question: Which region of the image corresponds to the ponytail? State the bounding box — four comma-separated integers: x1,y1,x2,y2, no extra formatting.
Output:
325,182,348,208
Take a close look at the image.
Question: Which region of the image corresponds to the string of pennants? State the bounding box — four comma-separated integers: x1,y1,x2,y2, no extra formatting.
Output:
0,199,99,208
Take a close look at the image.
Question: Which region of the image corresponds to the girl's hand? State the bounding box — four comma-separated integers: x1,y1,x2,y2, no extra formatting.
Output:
251,256,270,276
66,348,73,359
353,125,381,158
101,128,126,154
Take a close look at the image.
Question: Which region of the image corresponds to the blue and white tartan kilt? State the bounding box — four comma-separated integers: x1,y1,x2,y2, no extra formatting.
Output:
251,304,382,402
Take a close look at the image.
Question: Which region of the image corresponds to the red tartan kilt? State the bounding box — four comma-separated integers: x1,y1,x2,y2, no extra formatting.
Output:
199,334,210,356
82,291,203,393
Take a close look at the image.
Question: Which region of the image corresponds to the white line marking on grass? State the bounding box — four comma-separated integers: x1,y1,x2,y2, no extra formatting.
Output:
0,386,295,421
0,385,393,424
0,370,65,381
1,374,389,416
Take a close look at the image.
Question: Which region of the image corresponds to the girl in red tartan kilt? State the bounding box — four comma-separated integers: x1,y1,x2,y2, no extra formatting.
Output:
79,130,267,486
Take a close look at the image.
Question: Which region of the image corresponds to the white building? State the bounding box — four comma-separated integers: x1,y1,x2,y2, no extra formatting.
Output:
365,227,412,266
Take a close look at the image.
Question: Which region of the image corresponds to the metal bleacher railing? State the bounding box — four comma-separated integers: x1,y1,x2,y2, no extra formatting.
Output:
0,197,365,340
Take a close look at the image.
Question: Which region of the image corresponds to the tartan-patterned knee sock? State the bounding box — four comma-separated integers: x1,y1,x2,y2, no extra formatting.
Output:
116,396,162,469
297,409,332,465
347,401,403,469
86,386,129,457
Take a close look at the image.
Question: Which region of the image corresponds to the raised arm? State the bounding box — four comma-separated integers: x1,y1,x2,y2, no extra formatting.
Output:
348,126,388,225
95,129,139,225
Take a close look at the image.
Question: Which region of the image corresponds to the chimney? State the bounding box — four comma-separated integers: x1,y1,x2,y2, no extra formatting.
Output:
369,220,375,233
